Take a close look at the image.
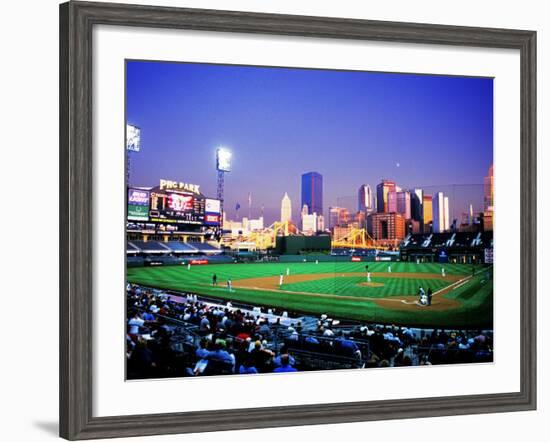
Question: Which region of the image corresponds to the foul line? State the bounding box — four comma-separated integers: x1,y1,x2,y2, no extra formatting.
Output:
401,272,476,306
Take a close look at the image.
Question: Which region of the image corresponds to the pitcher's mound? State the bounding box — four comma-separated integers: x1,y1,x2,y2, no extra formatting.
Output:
358,282,385,288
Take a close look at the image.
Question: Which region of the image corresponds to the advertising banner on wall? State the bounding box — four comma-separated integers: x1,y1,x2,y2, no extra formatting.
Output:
128,188,150,221
205,198,221,213
204,198,221,226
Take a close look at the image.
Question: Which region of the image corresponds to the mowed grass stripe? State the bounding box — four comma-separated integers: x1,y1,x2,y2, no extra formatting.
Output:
282,276,451,298
128,261,480,281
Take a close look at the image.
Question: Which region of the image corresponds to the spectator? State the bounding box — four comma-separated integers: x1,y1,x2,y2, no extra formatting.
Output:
128,311,145,336
273,354,297,373
239,357,259,375
204,339,235,375
128,338,156,379
250,340,275,373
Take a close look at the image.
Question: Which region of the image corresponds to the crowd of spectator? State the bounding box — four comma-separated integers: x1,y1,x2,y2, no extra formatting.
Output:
126,284,493,379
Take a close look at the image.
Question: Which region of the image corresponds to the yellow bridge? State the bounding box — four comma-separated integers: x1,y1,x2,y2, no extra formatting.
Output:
227,222,387,251
331,227,387,250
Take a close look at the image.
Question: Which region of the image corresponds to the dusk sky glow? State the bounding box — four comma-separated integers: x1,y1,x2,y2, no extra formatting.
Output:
126,60,493,225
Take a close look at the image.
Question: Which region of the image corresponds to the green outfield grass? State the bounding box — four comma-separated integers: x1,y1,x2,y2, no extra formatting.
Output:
127,261,493,328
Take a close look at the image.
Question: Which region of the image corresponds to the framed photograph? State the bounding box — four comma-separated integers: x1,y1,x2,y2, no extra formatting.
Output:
59,1,536,440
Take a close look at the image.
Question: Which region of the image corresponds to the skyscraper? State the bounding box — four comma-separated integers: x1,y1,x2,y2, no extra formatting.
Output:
358,184,374,213
376,180,396,213
370,212,406,243
301,204,309,232
388,191,398,213
301,203,323,234
280,192,292,223
353,211,366,229
411,188,423,222
328,206,350,229
301,172,323,216
422,195,433,232
433,192,450,233
396,190,411,219
483,164,494,231
484,164,494,212
444,196,450,231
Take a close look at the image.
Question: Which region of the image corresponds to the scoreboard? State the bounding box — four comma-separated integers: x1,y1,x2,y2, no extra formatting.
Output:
149,190,205,225
127,179,221,228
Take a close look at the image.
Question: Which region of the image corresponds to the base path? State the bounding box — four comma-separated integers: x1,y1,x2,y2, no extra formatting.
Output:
358,282,385,288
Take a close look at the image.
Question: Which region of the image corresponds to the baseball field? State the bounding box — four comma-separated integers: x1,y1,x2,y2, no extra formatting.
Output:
127,261,493,328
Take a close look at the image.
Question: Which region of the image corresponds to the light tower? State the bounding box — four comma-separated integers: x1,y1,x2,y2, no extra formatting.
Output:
126,124,141,186
216,147,232,219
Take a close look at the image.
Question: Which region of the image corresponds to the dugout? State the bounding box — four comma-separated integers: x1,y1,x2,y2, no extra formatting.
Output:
275,235,331,255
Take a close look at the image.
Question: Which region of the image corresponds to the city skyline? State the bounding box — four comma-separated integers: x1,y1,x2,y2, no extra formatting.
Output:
127,60,493,225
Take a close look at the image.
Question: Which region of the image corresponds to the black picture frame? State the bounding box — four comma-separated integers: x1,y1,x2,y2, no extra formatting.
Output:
59,1,537,439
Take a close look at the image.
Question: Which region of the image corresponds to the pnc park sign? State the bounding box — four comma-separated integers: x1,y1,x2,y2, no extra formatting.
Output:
159,179,201,194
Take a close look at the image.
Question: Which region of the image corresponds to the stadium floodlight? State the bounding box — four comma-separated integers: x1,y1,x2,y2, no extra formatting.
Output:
216,147,232,172
126,124,141,152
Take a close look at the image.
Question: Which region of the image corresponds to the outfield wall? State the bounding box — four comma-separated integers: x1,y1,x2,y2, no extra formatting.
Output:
275,235,331,255
127,255,235,267
277,254,401,263
279,254,365,263
127,252,400,267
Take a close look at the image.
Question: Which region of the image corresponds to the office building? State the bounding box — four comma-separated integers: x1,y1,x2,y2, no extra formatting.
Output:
422,195,433,232
433,192,450,233
280,192,292,223
358,184,374,213
376,180,396,213
444,196,450,231
328,206,351,229
483,164,494,230
484,164,494,212
411,188,423,222
370,212,406,243
388,190,398,213
302,212,323,234
396,190,411,219
301,172,323,215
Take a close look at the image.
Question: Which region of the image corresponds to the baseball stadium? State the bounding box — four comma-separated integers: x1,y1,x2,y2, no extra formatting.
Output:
125,61,494,379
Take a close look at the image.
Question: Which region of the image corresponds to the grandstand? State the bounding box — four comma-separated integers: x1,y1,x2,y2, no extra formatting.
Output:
399,231,493,264
126,284,493,380
129,240,171,254
165,241,199,254
127,240,222,256
191,242,223,254
127,242,140,254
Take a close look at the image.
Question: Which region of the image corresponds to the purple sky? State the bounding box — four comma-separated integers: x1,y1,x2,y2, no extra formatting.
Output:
126,60,493,225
